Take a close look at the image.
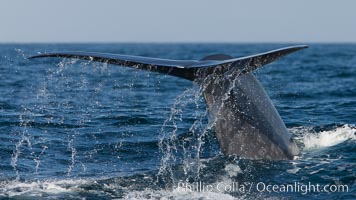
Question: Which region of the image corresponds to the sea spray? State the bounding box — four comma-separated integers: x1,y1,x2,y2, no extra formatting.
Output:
157,85,210,186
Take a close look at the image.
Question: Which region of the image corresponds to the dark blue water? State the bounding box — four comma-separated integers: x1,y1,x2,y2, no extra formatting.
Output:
0,44,355,199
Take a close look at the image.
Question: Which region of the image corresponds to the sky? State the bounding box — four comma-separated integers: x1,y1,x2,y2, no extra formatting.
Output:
1,0,356,43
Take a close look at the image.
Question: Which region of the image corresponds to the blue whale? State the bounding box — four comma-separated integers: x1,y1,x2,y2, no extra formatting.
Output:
30,45,308,160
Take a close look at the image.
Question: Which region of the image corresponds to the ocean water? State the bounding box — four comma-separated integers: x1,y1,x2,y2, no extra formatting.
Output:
0,43,355,199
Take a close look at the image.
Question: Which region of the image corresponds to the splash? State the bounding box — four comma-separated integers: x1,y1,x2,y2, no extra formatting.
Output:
300,124,356,150
157,65,248,184
124,161,247,200
11,110,36,180
224,164,242,177
14,48,29,60
67,138,77,176
123,188,239,200
157,85,211,184
0,179,90,198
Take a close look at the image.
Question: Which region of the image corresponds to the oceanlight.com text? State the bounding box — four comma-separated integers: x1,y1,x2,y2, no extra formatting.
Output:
175,181,349,195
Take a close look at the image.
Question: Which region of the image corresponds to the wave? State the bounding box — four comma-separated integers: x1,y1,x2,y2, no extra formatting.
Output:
123,188,239,200
0,179,242,200
290,124,356,151
2,124,354,199
0,179,91,199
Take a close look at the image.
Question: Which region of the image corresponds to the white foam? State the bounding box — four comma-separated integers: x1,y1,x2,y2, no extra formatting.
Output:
123,188,240,200
302,124,356,150
286,167,301,174
225,164,242,177
0,179,90,198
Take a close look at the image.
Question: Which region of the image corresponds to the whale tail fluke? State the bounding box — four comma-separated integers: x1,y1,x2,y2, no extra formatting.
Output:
29,45,307,81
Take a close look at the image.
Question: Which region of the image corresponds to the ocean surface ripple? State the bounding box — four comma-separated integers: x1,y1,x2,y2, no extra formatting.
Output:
0,44,355,199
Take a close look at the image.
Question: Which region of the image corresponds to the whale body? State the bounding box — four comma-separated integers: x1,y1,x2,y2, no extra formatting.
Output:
30,45,307,160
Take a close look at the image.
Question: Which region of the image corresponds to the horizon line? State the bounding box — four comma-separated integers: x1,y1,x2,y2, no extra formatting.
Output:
1,41,356,45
